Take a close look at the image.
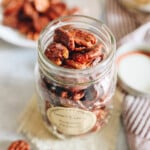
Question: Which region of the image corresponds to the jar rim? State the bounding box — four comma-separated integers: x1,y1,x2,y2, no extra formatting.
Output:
38,15,116,75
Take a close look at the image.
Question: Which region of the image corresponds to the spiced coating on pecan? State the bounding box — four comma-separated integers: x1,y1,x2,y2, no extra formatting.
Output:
45,26,106,68
65,59,87,69
2,0,79,40
43,26,107,104
54,27,75,50
45,43,69,65
72,44,104,63
34,0,50,13
73,29,97,50
8,140,30,150
54,27,97,51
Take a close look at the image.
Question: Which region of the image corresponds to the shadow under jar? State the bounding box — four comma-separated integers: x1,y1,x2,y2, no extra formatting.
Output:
35,15,116,139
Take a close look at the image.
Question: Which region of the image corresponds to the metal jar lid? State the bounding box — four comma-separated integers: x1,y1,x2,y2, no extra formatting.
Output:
116,42,150,97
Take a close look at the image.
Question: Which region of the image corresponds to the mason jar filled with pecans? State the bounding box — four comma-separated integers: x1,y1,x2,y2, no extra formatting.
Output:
35,15,116,139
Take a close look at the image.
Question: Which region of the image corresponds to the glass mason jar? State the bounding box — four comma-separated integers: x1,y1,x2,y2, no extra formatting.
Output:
35,15,116,139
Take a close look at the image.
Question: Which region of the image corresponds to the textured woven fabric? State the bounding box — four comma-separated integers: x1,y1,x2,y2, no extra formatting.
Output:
106,0,150,41
18,89,123,150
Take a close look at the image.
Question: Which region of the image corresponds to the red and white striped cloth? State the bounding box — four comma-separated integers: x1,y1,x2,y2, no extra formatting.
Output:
119,24,150,149
123,95,150,150
106,0,150,41
106,1,150,149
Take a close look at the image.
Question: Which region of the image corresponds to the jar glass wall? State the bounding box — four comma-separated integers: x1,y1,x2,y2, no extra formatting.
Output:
35,15,116,139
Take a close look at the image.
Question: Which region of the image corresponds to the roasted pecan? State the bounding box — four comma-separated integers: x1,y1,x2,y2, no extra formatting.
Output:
51,3,67,16
72,29,97,50
33,32,40,40
26,31,39,40
50,0,61,5
54,27,75,50
3,14,18,28
71,43,103,65
8,140,30,150
1,0,11,8
26,32,34,40
47,3,68,20
33,0,50,13
23,1,38,20
65,59,87,69
60,91,68,98
18,21,32,34
33,16,49,32
50,57,62,66
72,52,89,64
54,27,97,51
72,90,85,101
3,0,24,15
85,43,104,60
45,43,69,65
45,42,69,59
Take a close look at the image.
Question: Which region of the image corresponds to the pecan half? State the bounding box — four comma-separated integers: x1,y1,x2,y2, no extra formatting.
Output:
65,59,87,69
3,14,18,28
72,43,104,64
45,43,69,65
54,27,97,51
1,0,11,8
50,2,67,16
3,0,24,15
54,27,75,50
85,43,104,60
8,140,30,150
23,1,38,20
72,29,97,50
33,16,49,32
72,90,85,101
33,0,50,13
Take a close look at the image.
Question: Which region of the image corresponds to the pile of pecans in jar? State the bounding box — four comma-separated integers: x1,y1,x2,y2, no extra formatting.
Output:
1,0,78,40
38,25,114,137
44,26,107,68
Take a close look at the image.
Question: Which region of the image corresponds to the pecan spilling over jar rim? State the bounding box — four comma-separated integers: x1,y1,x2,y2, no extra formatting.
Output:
45,26,107,68
8,140,30,150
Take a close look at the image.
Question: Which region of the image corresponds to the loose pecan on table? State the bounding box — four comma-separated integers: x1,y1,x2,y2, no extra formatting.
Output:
8,140,30,150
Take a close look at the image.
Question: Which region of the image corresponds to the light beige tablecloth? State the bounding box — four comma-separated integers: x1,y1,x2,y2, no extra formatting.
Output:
18,88,123,150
